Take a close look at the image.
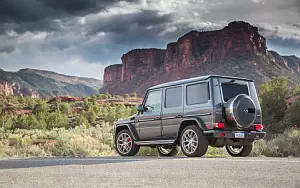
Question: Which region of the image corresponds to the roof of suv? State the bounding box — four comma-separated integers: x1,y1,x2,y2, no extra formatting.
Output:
149,75,254,90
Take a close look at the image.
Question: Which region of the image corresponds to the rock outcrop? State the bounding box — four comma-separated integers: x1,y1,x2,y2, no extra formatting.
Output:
0,82,14,96
100,21,300,96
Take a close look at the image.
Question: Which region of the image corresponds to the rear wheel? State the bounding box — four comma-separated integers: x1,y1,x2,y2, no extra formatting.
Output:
226,143,253,157
115,130,140,156
180,125,208,157
157,145,179,157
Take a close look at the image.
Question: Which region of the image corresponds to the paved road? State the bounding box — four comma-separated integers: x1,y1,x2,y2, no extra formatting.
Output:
1,157,300,188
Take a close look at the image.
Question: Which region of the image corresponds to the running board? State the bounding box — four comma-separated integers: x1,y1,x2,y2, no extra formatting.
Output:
135,140,175,146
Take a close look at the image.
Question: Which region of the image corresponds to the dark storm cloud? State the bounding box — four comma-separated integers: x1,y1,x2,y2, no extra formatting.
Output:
86,10,173,36
0,45,15,54
0,0,137,34
293,23,300,28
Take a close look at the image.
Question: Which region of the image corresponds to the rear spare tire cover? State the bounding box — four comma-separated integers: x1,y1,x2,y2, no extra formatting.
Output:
225,94,256,128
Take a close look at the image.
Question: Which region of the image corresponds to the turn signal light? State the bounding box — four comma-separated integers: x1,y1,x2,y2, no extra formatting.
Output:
214,122,225,129
254,124,264,131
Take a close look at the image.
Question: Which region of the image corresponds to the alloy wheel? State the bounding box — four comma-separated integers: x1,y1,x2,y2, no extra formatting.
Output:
181,129,198,154
117,133,132,155
227,146,244,154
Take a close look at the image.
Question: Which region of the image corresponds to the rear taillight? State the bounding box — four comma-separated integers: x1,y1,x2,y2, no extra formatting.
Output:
254,124,264,131
214,122,225,129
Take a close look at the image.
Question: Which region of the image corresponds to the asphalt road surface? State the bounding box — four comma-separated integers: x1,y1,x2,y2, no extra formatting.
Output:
1,157,300,188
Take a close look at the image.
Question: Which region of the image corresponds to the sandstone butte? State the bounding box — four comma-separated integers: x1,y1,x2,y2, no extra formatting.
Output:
104,21,299,97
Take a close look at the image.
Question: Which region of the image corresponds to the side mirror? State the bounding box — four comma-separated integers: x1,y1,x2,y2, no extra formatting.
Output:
137,104,144,112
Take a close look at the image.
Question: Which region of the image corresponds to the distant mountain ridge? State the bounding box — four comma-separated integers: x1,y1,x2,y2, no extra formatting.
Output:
100,21,300,96
0,68,102,98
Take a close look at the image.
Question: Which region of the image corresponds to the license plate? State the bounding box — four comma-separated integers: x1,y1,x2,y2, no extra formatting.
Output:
234,132,245,138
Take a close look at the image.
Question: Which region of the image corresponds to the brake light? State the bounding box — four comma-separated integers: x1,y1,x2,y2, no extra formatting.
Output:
254,124,264,131
214,122,225,129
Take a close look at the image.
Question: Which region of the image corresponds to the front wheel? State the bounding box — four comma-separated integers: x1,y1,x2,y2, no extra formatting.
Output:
157,145,179,157
225,144,253,157
180,125,208,157
115,129,140,156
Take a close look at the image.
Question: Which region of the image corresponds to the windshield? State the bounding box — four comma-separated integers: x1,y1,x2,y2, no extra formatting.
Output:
221,83,249,102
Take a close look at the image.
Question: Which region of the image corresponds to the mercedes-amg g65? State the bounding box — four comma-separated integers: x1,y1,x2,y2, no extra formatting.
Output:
114,75,265,157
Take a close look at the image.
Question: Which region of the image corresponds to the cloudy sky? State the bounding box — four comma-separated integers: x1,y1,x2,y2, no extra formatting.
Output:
0,0,299,79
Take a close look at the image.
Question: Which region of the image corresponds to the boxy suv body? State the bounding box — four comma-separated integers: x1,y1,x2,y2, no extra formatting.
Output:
114,75,266,157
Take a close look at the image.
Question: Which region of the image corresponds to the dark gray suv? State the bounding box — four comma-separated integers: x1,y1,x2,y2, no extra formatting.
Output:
114,75,266,157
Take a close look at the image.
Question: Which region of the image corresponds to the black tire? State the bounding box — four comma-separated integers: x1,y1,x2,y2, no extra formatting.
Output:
157,145,179,157
180,125,208,157
115,129,140,156
226,144,253,157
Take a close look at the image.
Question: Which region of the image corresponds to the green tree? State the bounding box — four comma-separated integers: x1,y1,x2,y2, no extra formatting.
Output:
60,103,72,116
13,115,29,129
259,77,288,133
26,115,40,129
86,109,97,124
46,112,69,129
0,114,14,130
293,86,300,95
76,114,90,128
287,98,300,128
123,94,129,99
130,92,137,98
33,102,48,116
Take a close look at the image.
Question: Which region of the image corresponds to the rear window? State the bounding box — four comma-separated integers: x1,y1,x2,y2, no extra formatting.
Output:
221,83,249,102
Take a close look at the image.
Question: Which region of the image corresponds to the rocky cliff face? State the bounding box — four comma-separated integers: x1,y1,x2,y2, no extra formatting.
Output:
103,64,123,86
100,21,300,96
122,49,165,81
281,56,300,74
0,82,14,96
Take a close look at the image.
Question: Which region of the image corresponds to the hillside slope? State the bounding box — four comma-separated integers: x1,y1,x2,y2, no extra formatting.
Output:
0,68,102,97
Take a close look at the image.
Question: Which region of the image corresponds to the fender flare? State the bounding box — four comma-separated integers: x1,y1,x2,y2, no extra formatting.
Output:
115,123,139,141
177,117,206,138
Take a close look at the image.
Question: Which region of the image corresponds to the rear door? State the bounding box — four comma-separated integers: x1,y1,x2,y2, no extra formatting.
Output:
161,86,183,139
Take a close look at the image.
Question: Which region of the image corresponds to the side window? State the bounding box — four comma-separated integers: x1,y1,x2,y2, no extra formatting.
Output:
144,90,162,112
165,86,182,108
186,82,209,105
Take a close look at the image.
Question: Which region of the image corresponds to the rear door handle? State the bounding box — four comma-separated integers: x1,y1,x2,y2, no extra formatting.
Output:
155,117,161,120
176,115,183,118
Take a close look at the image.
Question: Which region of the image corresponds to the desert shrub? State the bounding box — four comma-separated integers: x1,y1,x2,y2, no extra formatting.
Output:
251,140,267,157
45,126,114,156
137,147,158,156
0,140,11,157
261,129,300,157
205,146,226,157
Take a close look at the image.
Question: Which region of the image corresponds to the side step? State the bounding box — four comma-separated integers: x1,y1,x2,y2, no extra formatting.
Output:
135,140,175,146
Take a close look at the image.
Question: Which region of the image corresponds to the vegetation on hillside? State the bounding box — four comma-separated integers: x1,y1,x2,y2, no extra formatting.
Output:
0,68,103,97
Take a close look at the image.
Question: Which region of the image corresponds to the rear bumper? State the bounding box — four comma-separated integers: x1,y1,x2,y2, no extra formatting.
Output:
203,130,266,140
